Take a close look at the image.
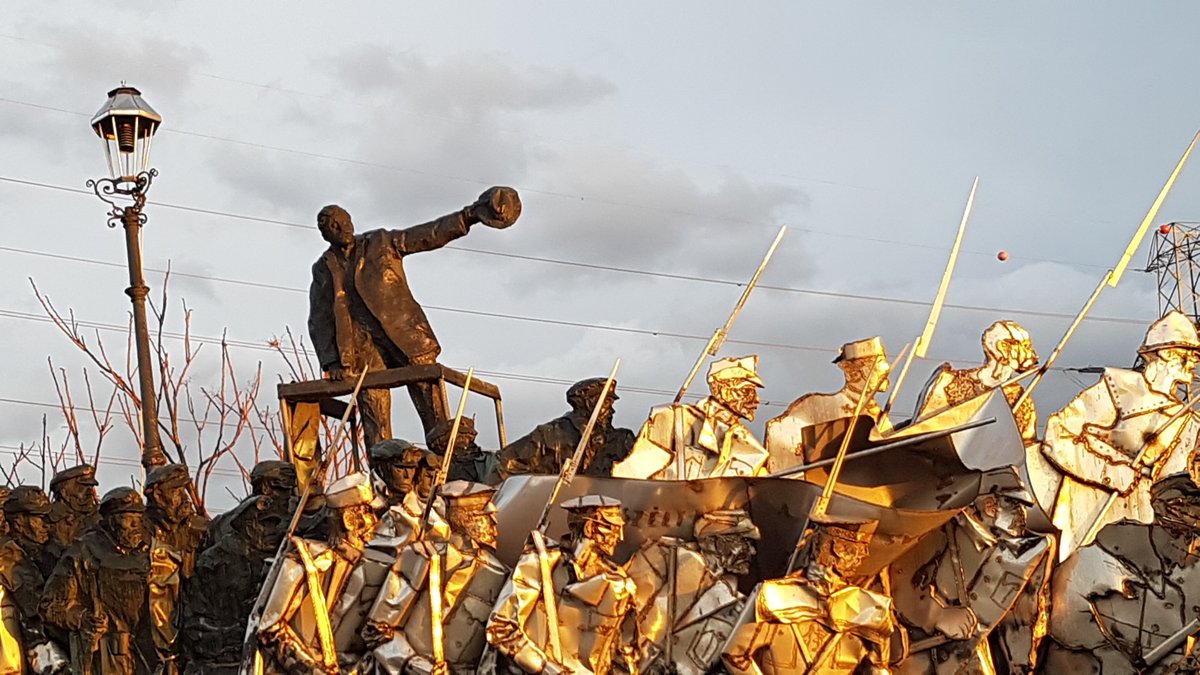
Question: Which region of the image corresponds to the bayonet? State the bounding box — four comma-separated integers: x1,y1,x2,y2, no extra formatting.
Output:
415,368,475,540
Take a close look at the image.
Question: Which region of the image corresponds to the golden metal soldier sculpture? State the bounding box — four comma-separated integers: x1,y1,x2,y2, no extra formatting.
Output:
722,515,896,675
613,356,770,480
0,487,68,675
766,338,891,469
362,481,511,674
486,495,639,675
368,440,450,544
254,472,383,673
913,321,1039,445
1039,310,1200,558
625,509,759,675
40,487,152,675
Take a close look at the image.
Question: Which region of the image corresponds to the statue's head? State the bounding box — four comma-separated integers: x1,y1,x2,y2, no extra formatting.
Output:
975,470,1035,538
317,204,355,247
4,486,51,546
1140,311,1200,396
695,509,759,576
441,481,499,550
325,472,382,549
144,464,196,524
981,321,1038,373
798,515,876,579
707,356,764,421
1151,473,1200,538
834,337,890,394
99,487,146,551
368,439,423,499
566,378,618,426
561,494,625,558
425,417,479,457
249,460,297,513
49,464,99,514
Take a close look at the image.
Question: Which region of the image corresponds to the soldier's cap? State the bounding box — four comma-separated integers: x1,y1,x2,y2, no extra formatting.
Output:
566,377,619,404
694,509,760,540
559,494,625,525
1140,310,1200,354
250,460,297,486
707,355,764,387
325,471,385,510
367,439,422,466
4,486,51,516
425,417,478,452
145,463,192,492
440,480,498,512
808,514,877,544
99,487,145,516
833,337,887,364
49,464,99,490
978,469,1036,506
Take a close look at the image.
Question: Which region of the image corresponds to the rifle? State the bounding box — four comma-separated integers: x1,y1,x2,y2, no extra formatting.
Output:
415,367,474,541
673,226,786,404
238,366,370,674
884,178,977,418
1017,128,1200,409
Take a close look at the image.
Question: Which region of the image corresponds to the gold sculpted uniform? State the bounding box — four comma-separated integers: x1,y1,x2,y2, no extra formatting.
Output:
625,510,759,675
613,356,769,480
364,482,510,675
1040,311,1200,558
723,516,894,675
766,338,892,468
485,495,639,675
255,473,383,673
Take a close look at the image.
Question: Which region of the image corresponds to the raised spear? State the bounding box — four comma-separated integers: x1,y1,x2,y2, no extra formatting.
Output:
415,368,474,541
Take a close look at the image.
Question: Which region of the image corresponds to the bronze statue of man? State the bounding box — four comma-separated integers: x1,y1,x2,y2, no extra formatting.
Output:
180,461,297,674
368,440,449,544
498,377,636,477
308,188,522,446
44,464,100,560
0,486,69,674
40,487,152,675
426,417,502,486
363,480,512,674
144,464,209,674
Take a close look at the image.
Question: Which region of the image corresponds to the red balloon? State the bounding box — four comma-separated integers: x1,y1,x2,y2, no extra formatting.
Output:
1160,223,1173,235
997,250,1009,261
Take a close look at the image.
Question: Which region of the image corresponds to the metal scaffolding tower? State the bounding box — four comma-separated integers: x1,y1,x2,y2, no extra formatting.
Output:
1145,222,1200,325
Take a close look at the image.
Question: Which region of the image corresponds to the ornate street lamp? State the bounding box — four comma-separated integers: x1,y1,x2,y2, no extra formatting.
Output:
88,85,167,469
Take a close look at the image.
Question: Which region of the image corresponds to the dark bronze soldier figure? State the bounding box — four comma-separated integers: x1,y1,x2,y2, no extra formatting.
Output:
180,461,297,674
41,487,152,675
0,487,69,674
498,377,635,477
308,188,522,445
426,417,502,486
144,464,209,673
368,440,449,543
45,464,100,560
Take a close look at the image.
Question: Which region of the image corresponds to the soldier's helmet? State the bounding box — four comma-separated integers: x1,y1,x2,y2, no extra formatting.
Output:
145,463,192,493
1140,310,1200,354
99,487,145,516
566,378,619,409
250,460,297,492
4,486,52,517
832,337,887,364
559,494,625,526
693,509,760,540
981,321,1037,365
325,471,385,511
425,418,478,455
49,464,99,494
707,355,765,388
805,514,878,550
367,439,421,467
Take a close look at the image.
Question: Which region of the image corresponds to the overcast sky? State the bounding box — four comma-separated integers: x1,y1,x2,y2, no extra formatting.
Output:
3,2,1199,509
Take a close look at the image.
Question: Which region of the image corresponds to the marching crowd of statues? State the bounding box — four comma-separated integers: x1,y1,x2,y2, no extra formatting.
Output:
4,189,1200,673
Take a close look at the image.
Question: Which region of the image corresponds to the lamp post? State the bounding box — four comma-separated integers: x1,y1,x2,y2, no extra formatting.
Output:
87,85,167,469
